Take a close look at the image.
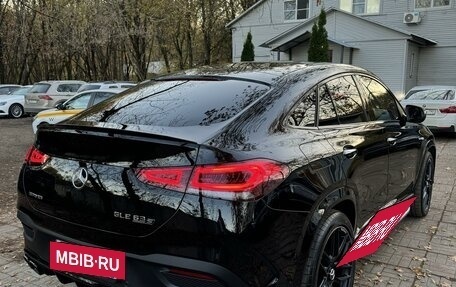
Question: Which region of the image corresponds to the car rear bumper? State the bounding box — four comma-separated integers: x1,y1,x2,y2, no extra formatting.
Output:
424,115,456,132
18,210,253,287
426,125,455,133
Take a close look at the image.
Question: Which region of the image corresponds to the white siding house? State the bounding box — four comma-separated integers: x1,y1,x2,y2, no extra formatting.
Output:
226,0,456,97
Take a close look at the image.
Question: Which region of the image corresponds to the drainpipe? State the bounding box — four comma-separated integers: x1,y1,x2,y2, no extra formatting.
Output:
340,46,345,63
349,48,353,65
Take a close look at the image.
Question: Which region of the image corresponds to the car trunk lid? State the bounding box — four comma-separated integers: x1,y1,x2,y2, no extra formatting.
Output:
22,125,199,237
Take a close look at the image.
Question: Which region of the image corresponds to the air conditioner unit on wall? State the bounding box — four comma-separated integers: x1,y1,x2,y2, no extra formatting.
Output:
404,12,421,24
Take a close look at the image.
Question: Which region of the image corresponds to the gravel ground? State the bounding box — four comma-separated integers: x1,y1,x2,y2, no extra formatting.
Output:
0,117,455,287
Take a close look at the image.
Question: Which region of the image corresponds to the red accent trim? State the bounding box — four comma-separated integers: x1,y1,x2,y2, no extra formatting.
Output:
168,268,217,281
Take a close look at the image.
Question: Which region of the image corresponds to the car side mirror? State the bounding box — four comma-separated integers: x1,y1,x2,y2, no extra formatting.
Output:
405,105,426,124
56,103,65,110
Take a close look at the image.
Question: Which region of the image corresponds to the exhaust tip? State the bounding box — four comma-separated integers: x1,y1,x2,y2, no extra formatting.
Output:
23,254,43,275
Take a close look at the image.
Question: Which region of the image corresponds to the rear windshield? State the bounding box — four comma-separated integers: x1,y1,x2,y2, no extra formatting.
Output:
78,84,101,92
405,89,455,100
72,79,269,127
30,84,51,93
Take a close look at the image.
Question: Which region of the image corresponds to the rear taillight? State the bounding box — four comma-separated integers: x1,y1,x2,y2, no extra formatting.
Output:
136,167,192,193
38,95,53,100
136,159,289,200
439,106,456,113
25,146,50,166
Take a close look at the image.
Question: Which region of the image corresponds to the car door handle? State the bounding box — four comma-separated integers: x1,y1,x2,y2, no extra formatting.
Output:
387,137,397,145
343,146,357,159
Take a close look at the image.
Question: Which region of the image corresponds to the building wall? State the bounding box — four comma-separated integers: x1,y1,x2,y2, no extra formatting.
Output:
229,0,456,94
230,0,339,62
232,25,294,62
351,40,406,96
356,0,456,90
418,46,456,86
361,0,456,45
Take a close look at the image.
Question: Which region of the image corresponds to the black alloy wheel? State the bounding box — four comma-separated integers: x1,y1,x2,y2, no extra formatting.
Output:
300,210,355,287
317,225,354,287
410,151,434,217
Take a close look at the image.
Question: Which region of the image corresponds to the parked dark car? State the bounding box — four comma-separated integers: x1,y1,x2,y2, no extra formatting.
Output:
17,63,435,287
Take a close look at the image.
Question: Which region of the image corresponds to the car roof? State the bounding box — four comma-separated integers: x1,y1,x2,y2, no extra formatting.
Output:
36,80,86,84
155,62,370,86
78,88,126,94
81,81,135,85
0,84,21,87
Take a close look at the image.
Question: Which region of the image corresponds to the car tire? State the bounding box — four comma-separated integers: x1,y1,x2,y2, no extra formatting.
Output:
300,210,355,287
410,151,435,218
9,104,24,118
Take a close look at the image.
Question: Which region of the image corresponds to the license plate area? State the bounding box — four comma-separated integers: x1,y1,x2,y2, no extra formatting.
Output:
425,109,436,115
50,241,126,280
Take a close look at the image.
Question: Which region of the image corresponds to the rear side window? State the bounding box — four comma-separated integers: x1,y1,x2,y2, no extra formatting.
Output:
92,92,116,106
326,76,366,124
64,94,92,109
121,84,135,88
73,80,270,127
357,76,399,121
57,84,82,92
287,89,317,127
406,89,455,100
318,85,339,126
30,84,51,93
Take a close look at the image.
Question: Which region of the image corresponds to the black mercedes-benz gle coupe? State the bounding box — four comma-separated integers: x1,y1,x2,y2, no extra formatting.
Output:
17,63,435,287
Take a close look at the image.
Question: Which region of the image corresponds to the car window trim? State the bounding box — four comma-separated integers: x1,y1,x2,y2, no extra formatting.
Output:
283,72,372,130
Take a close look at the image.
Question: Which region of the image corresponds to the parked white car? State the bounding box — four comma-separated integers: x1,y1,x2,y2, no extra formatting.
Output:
0,85,32,118
32,88,125,133
77,81,136,92
0,84,21,94
401,85,456,133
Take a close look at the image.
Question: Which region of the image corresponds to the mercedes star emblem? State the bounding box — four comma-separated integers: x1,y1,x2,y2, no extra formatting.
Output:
72,167,89,189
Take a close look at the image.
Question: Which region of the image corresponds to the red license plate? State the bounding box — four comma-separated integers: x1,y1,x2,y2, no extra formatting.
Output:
50,241,126,280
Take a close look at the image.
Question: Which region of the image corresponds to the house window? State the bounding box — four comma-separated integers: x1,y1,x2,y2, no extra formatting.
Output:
284,0,310,21
415,0,450,9
340,0,380,14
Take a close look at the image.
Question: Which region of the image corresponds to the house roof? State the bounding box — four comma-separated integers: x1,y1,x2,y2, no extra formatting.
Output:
268,33,359,52
260,7,437,49
226,0,267,28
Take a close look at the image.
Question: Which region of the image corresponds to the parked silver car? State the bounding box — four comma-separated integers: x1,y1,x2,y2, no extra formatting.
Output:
24,81,86,115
